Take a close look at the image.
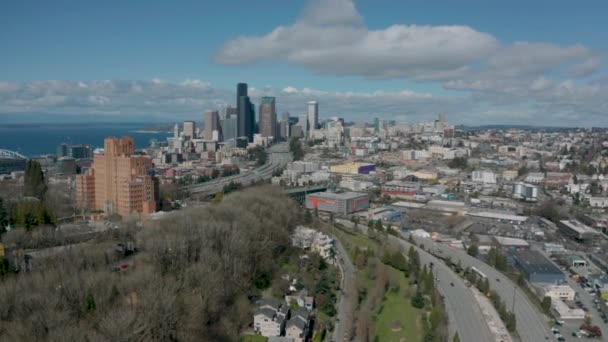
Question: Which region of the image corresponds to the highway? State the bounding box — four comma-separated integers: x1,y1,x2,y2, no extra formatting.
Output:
411,236,555,342
185,143,291,198
392,236,496,342
332,237,356,342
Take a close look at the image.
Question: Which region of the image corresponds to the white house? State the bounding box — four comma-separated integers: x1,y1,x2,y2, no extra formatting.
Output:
471,170,497,184
285,309,310,342
589,197,608,208
254,299,288,337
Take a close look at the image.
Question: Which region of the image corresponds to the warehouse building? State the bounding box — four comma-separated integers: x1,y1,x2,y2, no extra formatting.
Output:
305,192,369,215
512,250,565,284
493,236,530,253
558,220,600,244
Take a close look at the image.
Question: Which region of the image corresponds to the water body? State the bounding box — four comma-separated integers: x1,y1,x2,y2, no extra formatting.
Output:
0,123,172,157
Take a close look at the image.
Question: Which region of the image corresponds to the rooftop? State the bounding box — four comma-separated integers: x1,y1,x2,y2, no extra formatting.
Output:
512,250,564,276
559,220,598,235
494,236,529,247
307,191,367,200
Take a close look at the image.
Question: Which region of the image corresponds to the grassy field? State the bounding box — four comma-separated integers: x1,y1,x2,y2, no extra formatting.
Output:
240,335,267,342
374,269,424,342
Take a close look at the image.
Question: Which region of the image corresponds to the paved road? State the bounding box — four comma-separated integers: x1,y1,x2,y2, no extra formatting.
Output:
412,236,555,342
185,143,291,198
393,236,495,342
332,238,356,342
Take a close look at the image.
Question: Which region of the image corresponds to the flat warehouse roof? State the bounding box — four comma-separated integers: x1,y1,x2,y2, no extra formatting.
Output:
307,191,367,200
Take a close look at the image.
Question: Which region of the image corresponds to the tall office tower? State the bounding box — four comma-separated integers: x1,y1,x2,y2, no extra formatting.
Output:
307,101,318,137
173,123,179,138
238,96,255,141
75,136,157,217
224,115,238,141
204,110,219,140
439,113,447,123
374,117,380,132
298,114,308,138
258,96,277,138
236,83,248,136
278,111,290,139
183,121,196,139
56,143,68,158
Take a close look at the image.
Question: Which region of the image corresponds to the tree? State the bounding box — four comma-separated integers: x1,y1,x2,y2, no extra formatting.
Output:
374,220,384,232
212,192,223,204
24,160,47,199
304,209,312,224
466,244,479,257
0,197,8,232
541,296,552,313
411,291,425,308
448,157,468,170
453,333,461,342
289,138,305,161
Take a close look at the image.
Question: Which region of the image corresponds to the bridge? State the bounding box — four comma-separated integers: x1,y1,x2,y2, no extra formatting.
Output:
283,185,328,205
0,149,27,160
0,149,27,175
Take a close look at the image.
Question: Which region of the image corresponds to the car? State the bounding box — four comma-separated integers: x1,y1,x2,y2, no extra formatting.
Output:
557,337,565,341
496,278,500,282
551,327,560,334
450,282,454,287
555,320,565,326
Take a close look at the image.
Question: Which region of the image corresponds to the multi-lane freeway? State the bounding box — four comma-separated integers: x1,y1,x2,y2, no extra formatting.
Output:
392,236,495,342
185,143,291,198
410,235,555,342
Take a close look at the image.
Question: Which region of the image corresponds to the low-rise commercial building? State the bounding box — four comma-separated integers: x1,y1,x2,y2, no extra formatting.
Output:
493,236,530,253
558,220,600,244
543,284,576,301
305,192,369,215
512,182,538,202
329,162,375,175
512,250,565,284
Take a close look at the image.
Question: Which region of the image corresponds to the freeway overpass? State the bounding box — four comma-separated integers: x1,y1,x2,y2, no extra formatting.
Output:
185,143,291,200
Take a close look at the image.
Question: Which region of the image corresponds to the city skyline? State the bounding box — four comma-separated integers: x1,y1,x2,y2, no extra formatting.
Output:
1,0,607,126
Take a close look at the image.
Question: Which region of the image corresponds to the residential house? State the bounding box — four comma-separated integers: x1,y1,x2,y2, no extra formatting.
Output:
285,289,314,311
254,299,288,337
285,308,310,342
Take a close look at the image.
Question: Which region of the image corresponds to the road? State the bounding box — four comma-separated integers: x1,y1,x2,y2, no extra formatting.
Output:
393,236,496,342
185,143,291,198
412,236,555,342
332,237,356,342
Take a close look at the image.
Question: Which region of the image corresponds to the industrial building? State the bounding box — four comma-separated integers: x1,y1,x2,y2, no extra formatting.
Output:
512,250,565,284
381,181,420,198
512,182,538,202
305,192,369,215
329,162,375,175
493,236,530,252
558,220,600,244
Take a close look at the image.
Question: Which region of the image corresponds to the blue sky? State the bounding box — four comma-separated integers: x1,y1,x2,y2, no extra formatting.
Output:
1,0,607,125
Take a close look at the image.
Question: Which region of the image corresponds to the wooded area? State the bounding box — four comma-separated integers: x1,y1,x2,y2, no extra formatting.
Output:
0,186,301,341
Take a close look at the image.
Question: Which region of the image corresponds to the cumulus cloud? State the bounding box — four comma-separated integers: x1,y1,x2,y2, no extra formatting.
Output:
0,79,607,126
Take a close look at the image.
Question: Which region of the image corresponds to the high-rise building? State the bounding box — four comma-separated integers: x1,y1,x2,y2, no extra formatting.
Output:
204,110,219,140
183,121,196,139
374,118,380,132
307,101,318,137
258,96,277,138
224,115,238,141
173,123,179,138
278,111,291,139
238,95,255,141
75,136,157,217
298,114,308,138
56,143,68,158
69,145,93,159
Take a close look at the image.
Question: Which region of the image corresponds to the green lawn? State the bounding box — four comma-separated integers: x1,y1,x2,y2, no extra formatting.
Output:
240,335,267,342
374,269,424,342
331,225,377,258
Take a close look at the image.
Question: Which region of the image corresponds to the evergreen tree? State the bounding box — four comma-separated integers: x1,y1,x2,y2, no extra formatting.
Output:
0,197,8,232
411,291,425,308
24,160,47,199
453,333,461,342
374,220,384,232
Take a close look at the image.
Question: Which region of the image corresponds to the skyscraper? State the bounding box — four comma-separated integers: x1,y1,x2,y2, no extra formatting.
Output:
75,136,157,217
183,121,196,139
204,110,219,140
238,95,255,141
299,114,308,138
307,101,318,137
279,112,291,139
224,115,238,141
259,96,277,138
